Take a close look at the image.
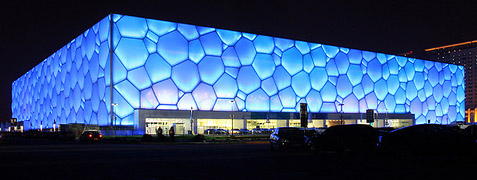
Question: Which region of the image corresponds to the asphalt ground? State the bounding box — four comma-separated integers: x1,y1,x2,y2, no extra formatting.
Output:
0,141,476,180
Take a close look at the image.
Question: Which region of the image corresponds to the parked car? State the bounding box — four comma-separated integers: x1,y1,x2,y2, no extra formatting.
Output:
378,124,474,157
79,131,102,143
239,129,251,134
230,129,241,134
307,124,378,154
270,127,305,151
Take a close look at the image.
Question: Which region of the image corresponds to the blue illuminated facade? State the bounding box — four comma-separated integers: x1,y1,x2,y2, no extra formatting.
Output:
12,14,465,130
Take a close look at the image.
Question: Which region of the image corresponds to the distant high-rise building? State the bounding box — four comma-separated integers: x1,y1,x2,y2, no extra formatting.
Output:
426,40,477,123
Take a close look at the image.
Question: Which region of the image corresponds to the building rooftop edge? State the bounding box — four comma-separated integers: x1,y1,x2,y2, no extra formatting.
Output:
425,40,477,52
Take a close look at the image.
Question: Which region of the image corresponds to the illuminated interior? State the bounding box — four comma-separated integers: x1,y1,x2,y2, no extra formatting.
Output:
12,14,465,131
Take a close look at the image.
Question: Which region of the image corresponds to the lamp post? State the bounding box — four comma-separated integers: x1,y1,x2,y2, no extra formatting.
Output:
112,103,118,136
385,109,388,127
190,107,194,135
339,103,344,125
230,100,235,136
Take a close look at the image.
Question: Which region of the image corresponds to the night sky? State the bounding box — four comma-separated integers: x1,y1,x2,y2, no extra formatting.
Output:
1,0,476,122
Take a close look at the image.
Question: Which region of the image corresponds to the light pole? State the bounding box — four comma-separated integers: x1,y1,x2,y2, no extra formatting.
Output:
385,109,388,127
112,103,118,136
339,103,344,125
190,107,194,135
230,100,235,136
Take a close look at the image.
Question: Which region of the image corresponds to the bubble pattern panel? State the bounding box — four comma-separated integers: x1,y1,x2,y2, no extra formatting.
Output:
12,14,465,129
12,16,112,129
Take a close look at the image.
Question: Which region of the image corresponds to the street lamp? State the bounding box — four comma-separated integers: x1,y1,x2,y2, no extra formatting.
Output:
339,103,344,125
112,103,118,136
230,100,235,136
385,109,388,127
190,107,194,135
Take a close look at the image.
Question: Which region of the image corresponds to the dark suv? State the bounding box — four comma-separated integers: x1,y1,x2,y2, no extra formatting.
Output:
270,127,305,151
307,124,378,154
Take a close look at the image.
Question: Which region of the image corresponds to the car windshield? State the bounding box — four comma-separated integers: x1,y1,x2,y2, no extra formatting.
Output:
278,128,304,136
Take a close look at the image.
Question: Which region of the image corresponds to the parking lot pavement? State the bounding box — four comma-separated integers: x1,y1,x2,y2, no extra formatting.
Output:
1,142,476,179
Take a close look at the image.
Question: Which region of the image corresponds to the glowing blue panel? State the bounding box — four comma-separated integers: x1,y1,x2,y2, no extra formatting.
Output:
303,54,313,73
196,26,215,35
442,81,451,97
336,75,352,98
311,47,327,67
257,77,277,97
367,58,382,82
113,90,134,118
246,89,269,111
456,69,464,85
348,49,362,64
144,38,156,53
115,38,148,70
252,53,275,80
222,47,241,67
189,39,205,63
362,51,376,61
396,56,407,67
325,59,338,76
282,47,303,76
406,82,417,101
200,32,223,56
116,16,147,38
171,61,200,92
177,93,197,110
98,16,110,42
198,56,224,85
237,66,260,94
321,82,337,102
347,64,362,86
361,75,374,95
273,66,291,90
270,95,283,112
414,59,424,71
457,86,465,103
291,72,311,98
98,42,109,69
387,75,399,95
84,29,96,60
295,41,310,54
428,67,439,87
192,83,217,110
217,29,241,46
145,53,171,83
178,24,199,40
128,67,151,90
147,19,176,36
404,63,415,81
373,79,387,101
365,93,378,110
225,67,239,78
274,37,294,51
353,85,365,99
147,31,159,43
322,45,339,58
253,35,274,54
335,52,349,75
157,31,188,66
279,87,296,108
233,38,256,66
212,99,236,111
343,94,359,113
115,80,140,108
214,74,238,98
141,88,158,109
310,67,327,91
321,103,336,112
152,79,178,105
83,73,92,100
306,90,322,112
413,72,424,90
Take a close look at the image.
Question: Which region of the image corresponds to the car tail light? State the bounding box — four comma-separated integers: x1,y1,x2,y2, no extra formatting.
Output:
99,134,102,138
88,134,92,138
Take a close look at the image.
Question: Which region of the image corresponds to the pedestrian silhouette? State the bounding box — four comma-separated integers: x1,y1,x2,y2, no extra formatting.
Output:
169,126,175,142
157,126,163,142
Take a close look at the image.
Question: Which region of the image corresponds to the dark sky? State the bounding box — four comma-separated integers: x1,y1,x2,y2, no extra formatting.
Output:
1,0,476,122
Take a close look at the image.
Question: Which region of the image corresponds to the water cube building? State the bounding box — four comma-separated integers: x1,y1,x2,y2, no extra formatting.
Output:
11,14,465,134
